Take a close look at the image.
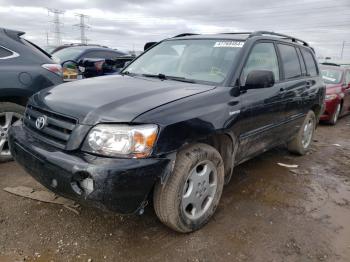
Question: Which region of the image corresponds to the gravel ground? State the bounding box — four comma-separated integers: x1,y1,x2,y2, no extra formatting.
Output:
0,116,349,262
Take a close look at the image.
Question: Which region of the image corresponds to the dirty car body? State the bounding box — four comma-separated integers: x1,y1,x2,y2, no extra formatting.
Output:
9,32,325,225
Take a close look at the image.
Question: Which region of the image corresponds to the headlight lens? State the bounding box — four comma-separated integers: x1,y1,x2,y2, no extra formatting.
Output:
83,124,158,158
325,94,337,101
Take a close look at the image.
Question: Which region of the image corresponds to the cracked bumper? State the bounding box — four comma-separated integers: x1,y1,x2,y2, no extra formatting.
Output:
8,124,170,214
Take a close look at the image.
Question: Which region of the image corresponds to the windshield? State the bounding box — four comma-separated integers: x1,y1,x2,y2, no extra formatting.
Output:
321,68,343,84
52,47,85,63
124,39,244,84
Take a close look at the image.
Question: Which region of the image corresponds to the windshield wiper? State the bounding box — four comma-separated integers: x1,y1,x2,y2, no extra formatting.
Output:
141,73,196,83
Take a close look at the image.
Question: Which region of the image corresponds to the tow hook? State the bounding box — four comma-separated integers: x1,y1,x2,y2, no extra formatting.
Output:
71,171,94,196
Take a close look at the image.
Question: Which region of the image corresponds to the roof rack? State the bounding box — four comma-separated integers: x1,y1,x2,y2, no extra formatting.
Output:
220,32,252,35
249,31,309,47
171,31,311,49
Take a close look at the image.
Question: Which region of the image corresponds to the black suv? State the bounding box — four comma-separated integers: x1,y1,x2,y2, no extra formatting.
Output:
0,28,63,162
9,32,325,232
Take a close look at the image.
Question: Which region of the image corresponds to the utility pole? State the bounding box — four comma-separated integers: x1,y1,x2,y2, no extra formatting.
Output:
340,41,345,60
47,9,65,46
74,14,90,45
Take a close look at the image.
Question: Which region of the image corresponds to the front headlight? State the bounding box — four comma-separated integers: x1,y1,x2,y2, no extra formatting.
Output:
83,124,158,158
325,94,337,101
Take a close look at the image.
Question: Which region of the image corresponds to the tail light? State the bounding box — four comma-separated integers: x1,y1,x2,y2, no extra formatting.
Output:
42,64,63,77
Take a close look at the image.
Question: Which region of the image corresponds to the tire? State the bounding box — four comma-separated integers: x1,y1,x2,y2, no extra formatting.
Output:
329,103,341,125
287,110,316,156
153,143,224,233
0,102,25,163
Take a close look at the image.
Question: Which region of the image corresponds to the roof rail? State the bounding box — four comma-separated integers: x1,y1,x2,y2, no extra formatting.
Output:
220,32,252,35
249,31,309,47
173,33,199,38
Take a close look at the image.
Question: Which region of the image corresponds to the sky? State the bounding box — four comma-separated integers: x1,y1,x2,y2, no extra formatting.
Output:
0,0,349,60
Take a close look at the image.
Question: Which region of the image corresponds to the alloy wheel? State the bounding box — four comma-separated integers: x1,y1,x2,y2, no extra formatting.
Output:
181,160,218,220
0,112,22,158
332,104,341,124
301,117,314,149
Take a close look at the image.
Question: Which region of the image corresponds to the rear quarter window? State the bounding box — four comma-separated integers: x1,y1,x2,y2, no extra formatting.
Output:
0,46,13,58
278,44,302,80
301,48,318,76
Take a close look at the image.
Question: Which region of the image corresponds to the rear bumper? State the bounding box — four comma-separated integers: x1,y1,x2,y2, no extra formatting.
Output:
8,124,170,214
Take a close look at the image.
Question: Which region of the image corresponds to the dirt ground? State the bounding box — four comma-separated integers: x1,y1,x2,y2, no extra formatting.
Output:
0,116,349,262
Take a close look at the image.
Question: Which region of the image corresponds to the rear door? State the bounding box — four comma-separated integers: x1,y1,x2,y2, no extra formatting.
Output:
276,43,312,138
236,41,286,161
0,45,22,96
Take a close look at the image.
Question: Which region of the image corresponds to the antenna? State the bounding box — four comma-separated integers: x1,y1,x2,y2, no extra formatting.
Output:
74,13,90,45
47,8,65,46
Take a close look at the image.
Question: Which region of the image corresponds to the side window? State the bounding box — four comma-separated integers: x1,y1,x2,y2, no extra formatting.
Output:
0,46,14,58
345,71,350,85
301,48,318,76
278,44,302,79
241,42,279,84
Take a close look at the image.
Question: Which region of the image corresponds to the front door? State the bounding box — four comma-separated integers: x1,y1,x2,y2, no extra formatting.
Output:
236,41,286,162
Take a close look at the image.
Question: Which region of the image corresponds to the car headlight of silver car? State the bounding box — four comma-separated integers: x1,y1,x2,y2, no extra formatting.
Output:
83,124,158,158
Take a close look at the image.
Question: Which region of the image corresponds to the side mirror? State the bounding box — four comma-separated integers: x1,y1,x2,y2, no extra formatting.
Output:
144,42,157,51
244,70,275,90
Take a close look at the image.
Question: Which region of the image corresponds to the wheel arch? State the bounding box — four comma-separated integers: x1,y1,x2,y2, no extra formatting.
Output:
0,96,29,107
311,103,322,120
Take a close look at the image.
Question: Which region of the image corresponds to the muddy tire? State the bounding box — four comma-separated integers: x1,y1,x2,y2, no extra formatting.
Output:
0,102,25,163
287,110,316,156
328,103,341,125
153,143,224,233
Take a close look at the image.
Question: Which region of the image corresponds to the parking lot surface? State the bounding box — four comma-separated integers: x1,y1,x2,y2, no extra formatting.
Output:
0,116,350,262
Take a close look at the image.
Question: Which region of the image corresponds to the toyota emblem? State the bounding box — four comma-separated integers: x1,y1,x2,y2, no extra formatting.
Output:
35,116,47,130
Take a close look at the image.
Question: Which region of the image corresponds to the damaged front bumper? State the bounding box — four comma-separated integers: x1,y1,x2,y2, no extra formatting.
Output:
8,124,171,214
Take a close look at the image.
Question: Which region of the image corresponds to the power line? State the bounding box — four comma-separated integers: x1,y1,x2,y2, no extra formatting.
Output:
47,8,65,46
74,13,90,44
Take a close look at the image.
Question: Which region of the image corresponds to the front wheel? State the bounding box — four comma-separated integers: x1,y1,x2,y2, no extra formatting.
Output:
0,102,24,163
153,143,224,233
287,110,316,156
329,103,341,125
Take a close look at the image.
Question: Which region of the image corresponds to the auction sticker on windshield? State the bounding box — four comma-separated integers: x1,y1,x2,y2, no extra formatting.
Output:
214,41,244,48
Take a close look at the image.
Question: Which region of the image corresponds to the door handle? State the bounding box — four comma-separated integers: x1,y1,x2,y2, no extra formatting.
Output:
279,87,285,92
306,81,312,88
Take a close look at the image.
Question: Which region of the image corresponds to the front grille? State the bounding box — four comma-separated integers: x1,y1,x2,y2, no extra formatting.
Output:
24,105,77,149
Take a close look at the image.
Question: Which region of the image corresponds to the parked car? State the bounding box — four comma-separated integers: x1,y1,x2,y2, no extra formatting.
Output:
64,56,135,80
0,28,62,162
320,65,350,124
51,43,110,55
42,45,58,54
52,46,127,81
9,31,325,232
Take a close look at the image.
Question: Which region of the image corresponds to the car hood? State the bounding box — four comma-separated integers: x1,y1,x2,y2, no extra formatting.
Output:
32,75,216,125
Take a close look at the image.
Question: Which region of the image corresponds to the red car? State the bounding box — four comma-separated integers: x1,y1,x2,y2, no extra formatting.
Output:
320,65,350,124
